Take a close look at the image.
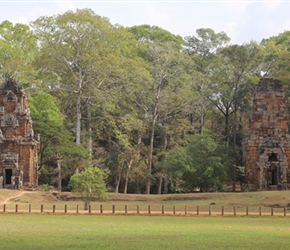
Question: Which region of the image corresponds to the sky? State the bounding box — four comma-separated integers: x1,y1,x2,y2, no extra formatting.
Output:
1,0,290,44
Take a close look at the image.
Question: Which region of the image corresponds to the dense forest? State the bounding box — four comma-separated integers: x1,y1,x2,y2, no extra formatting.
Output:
1,8,290,194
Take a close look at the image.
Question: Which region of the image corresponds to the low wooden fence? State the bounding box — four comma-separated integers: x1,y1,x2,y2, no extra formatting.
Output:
0,204,289,216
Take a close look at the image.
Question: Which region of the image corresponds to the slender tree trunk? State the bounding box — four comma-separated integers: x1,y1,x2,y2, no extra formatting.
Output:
57,153,62,192
225,109,229,145
124,159,133,194
115,172,121,194
232,105,237,192
115,155,124,193
146,118,156,194
87,97,92,164
163,174,168,194
135,130,142,194
200,81,204,135
76,90,82,145
146,84,161,195
157,175,162,194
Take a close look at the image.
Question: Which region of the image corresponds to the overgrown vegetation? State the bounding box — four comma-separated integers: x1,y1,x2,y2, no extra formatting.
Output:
0,9,289,193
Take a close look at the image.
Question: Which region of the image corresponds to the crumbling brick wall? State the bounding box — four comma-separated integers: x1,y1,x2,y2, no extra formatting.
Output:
243,78,290,191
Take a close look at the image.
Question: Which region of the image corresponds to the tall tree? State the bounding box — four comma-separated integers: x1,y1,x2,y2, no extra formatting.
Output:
184,28,230,134
30,92,88,191
210,42,263,190
129,25,192,194
0,20,38,85
32,9,141,146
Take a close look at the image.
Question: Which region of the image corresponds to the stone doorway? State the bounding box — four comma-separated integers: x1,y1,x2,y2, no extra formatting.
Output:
267,153,278,186
4,169,12,185
268,164,278,186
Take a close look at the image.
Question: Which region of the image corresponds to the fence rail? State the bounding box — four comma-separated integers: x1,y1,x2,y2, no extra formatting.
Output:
0,204,289,216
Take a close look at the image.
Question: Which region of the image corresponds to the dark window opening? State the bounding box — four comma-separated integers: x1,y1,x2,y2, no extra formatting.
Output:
268,170,278,185
268,153,278,162
5,169,12,184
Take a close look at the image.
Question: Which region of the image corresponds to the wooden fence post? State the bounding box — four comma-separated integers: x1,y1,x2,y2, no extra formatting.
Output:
259,207,261,216
209,205,211,216
76,205,79,214
221,206,224,216
271,207,273,216
284,207,286,217
41,204,43,213
162,205,164,215
137,205,139,214
125,205,127,214
53,205,55,213
15,204,18,213
197,205,199,215
234,206,236,216
89,205,91,214
112,205,115,214
3,204,6,213
29,204,31,213
64,204,67,213
185,205,187,215
173,205,176,215
100,204,103,214
246,206,248,216
148,205,151,215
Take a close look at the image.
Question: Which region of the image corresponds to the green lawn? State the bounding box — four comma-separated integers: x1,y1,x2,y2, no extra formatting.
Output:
0,214,290,249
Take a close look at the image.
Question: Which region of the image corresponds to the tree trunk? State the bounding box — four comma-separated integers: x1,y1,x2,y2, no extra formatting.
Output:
146,84,161,194
225,109,229,145
157,175,162,194
76,90,82,145
115,172,121,194
146,119,156,194
124,159,133,194
57,153,62,192
232,105,237,192
87,97,92,164
200,81,204,135
84,200,89,210
135,130,142,194
163,173,168,194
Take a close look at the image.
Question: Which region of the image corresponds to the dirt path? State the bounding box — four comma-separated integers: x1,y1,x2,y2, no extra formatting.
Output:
0,191,29,204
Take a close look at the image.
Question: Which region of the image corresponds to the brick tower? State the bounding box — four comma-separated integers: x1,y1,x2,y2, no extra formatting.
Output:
243,78,290,191
0,78,39,189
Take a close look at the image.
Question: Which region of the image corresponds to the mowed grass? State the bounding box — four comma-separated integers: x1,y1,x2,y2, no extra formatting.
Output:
1,214,290,249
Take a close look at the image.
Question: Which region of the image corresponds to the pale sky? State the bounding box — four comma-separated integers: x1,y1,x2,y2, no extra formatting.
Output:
1,0,290,44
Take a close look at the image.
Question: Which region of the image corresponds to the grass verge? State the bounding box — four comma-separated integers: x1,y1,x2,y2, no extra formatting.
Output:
0,214,290,249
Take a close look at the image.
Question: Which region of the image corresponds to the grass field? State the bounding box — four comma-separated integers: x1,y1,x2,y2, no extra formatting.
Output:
1,214,290,249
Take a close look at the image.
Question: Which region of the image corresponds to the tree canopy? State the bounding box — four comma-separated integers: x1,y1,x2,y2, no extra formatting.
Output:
0,8,287,193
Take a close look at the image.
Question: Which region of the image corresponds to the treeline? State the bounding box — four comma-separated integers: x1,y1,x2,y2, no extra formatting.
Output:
1,8,290,194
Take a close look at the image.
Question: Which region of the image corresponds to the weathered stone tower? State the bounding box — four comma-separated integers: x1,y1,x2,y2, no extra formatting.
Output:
0,78,39,189
243,78,290,191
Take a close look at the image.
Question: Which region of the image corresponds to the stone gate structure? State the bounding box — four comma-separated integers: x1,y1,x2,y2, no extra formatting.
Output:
243,78,290,191
0,78,39,189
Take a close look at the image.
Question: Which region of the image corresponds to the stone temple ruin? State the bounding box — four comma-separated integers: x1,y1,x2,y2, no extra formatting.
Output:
243,78,290,191
0,79,39,189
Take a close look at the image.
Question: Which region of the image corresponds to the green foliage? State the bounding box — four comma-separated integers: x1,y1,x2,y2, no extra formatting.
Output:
0,20,38,85
165,134,227,192
30,92,88,187
69,166,107,209
261,31,290,101
1,9,285,193
128,24,184,45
